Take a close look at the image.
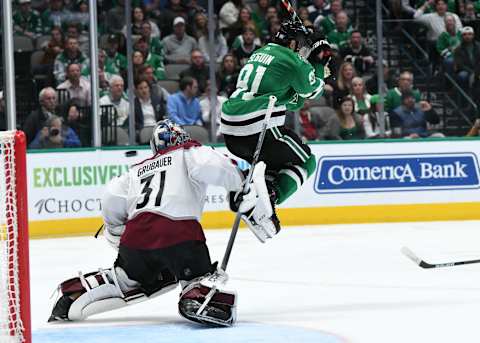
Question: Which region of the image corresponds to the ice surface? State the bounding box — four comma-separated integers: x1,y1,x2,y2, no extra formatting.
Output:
31,221,480,342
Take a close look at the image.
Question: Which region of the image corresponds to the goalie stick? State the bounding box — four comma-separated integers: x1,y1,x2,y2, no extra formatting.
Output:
401,246,480,269
194,96,278,319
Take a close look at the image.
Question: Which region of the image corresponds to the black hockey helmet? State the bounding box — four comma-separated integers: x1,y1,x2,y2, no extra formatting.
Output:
273,19,310,48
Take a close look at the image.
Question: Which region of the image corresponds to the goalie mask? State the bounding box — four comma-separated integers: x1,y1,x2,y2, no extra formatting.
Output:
150,119,191,154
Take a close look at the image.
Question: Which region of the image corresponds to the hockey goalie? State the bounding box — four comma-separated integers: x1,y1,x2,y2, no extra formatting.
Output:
48,119,276,327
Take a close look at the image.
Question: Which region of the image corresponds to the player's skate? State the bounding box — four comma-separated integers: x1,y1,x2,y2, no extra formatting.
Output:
178,270,236,327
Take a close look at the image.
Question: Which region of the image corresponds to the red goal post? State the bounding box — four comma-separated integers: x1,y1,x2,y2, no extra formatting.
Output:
0,130,31,343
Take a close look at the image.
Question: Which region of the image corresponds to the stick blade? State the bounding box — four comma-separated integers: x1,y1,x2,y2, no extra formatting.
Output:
401,246,422,266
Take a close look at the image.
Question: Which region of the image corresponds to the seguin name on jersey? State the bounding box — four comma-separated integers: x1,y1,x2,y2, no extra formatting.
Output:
137,156,172,177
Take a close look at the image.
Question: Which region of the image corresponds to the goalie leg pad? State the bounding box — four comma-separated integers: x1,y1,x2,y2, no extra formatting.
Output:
49,266,178,322
178,280,236,327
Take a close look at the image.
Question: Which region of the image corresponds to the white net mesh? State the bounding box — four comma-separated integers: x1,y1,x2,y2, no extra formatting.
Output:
0,131,24,343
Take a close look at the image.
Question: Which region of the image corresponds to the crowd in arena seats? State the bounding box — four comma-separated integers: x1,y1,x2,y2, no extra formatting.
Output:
4,0,480,149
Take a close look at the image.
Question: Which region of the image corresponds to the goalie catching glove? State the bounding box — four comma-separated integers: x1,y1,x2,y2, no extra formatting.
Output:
229,162,280,243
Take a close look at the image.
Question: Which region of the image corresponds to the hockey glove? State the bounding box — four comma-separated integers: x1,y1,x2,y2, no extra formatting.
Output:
228,184,258,214
308,39,333,66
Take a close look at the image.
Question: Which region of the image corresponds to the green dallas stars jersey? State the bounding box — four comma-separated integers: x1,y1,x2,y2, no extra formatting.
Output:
220,43,325,136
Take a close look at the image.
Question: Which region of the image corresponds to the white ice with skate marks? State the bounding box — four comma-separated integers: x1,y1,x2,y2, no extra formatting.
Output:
31,221,480,343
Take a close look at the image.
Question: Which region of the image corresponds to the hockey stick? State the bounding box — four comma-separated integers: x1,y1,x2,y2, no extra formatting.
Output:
280,0,310,36
401,246,480,269
195,95,277,318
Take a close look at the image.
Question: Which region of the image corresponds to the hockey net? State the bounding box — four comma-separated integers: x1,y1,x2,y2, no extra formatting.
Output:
0,131,31,343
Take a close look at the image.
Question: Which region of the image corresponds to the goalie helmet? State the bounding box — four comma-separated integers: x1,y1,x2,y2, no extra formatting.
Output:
273,19,310,48
150,119,191,154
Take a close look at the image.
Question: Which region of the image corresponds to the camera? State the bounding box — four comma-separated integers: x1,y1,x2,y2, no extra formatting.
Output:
49,128,60,137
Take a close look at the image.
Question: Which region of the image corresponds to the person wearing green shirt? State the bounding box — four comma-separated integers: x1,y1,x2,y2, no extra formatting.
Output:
141,21,165,57
436,14,462,74
384,71,422,112
135,37,166,80
318,0,345,35
221,21,333,237
13,0,43,38
326,11,352,50
105,34,127,76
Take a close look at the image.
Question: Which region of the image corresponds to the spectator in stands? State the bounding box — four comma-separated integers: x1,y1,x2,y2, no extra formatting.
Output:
365,60,394,95
318,0,345,35
286,100,324,141
179,49,209,95
71,0,89,33
13,0,43,39
139,65,170,120
23,87,58,144
414,0,462,54
132,50,147,80
105,0,126,34
436,14,462,74
339,30,374,76
384,71,422,112
53,37,90,84
391,91,444,138
251,0,270,39
228,7,258,48
162,17,198,64
134,37,166,80
454,26,480,93
327,11,353,51
63,99,90,146
199,80,227,140
308,0,330,26
263,15,281,43
56,63,91,107
100,75,129,127
198,18,228,63
140,21,164,57
363,94,392,139
217,53,239,97
325,61,356,108
33,26,64,79
350,77,372,115
461,2,480,36
219,0,244,33
29,115,81,149
167,76,202,125
328,96,365,140
65,23,89,55
41,0,72,33
232,27,262,67
122,6,160,38
158,0,188,37
105,34,127,77
191,11,208,39
134,78,166,131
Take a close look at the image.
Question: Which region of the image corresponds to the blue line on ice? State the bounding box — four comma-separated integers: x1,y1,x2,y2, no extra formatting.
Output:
33,323,343,343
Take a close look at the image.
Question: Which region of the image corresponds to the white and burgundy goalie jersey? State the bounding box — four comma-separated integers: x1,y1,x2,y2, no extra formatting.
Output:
101,142,244,250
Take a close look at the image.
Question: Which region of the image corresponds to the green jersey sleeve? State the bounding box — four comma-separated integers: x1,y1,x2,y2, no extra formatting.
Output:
287,54,325,100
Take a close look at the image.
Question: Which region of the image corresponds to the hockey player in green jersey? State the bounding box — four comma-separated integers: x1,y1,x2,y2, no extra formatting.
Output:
221,20,332,241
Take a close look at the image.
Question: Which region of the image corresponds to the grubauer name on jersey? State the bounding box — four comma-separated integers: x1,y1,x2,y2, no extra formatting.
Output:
102,142,244,225
221,43,325,136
